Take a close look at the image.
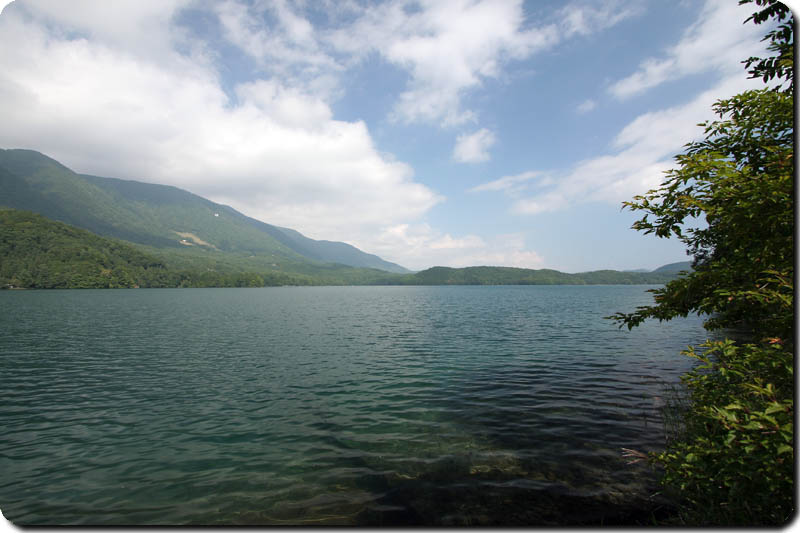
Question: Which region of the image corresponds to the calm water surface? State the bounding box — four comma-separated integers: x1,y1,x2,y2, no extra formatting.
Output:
0,286,709,525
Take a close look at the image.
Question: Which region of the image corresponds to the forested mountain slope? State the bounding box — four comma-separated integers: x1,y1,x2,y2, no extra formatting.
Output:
1,208,688,288
0,149,409,273
0,208,168,288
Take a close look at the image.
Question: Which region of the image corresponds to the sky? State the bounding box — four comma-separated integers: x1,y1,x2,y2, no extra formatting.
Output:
0,0,787,272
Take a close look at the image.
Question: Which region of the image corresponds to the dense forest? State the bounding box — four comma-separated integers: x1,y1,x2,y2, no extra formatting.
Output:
0,209,318,288
1,209,165,289
1,209,687,289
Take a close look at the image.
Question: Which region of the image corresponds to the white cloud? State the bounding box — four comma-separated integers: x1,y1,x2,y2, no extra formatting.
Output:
452,128,496,163
215,0,343,100
512,191,569,215
0,0,657,271
451,232,545,270
511,73,763,215
500,0,772,217
325,0,637,127
558,0,643,38
469,170,544,194
210,0,640,131
325,0,553,126
370,224,544,270
210,0,571,128
16,0,195,68
609,0,765,99
576,99,596,113
0,3,442,250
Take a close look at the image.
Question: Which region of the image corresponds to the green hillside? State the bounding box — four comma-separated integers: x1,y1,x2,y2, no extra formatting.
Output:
0,148,690,288
0,208,168,288
394,265,683,285
0,209,399,288
0,149,408,273
0,208,687,289
265,225,409,273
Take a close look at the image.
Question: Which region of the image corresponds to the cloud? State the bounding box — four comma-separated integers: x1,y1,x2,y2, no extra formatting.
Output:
208,0,641,132
215,0,344,99
325,0,555,126
0,0,645,271
511,73,763,215
370,224,544,270
0,2,442,250
469,170,544,194
325,0,638,127
558,0,643,38
14,0,195,68
576,99,596,113
608,0,765,99
452,128,496,163
498,0,771,216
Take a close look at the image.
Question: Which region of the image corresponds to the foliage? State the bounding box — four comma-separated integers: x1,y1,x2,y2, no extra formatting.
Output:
656,339,793,525
740,0,794,92
608,88,793,337
0,208,167,289
610,1,793,526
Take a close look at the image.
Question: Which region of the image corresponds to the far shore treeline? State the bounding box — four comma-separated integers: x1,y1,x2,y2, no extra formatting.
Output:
0,209,688,289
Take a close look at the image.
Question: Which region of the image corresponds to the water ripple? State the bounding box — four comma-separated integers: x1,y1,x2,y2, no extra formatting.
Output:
0,286,708,525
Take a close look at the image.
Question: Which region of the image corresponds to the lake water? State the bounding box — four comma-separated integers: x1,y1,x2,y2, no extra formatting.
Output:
0,286,709,525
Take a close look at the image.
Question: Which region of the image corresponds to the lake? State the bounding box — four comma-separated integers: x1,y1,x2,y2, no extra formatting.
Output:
0,285,709,525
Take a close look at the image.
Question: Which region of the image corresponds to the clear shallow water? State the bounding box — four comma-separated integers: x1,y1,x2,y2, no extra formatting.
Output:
0,286,709,525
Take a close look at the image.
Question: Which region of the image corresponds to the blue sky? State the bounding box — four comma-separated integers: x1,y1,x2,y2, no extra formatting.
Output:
0,0,784,271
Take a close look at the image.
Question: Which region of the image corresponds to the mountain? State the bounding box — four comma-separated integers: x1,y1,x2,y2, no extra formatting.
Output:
0,149,409,274
0,208,167,288
0,206,691,289
391,265,684,285
652,261,692,273
264,225,408,273
0,209,360,288
0,148,694,288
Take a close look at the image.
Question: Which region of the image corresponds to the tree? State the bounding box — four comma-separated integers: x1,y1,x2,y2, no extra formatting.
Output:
609,87,793,340
610,0,793,341
610,0,793,525
741,0,794,92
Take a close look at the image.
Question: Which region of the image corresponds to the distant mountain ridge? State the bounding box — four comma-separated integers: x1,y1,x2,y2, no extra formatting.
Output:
0,209,349,288
0,149,409,273
0,148,692,285
0,210,696,289
0,206,690,289
651,261,692,273
392,265,684,285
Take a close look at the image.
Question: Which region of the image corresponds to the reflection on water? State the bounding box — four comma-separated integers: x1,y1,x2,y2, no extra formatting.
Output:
0,286,708,525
